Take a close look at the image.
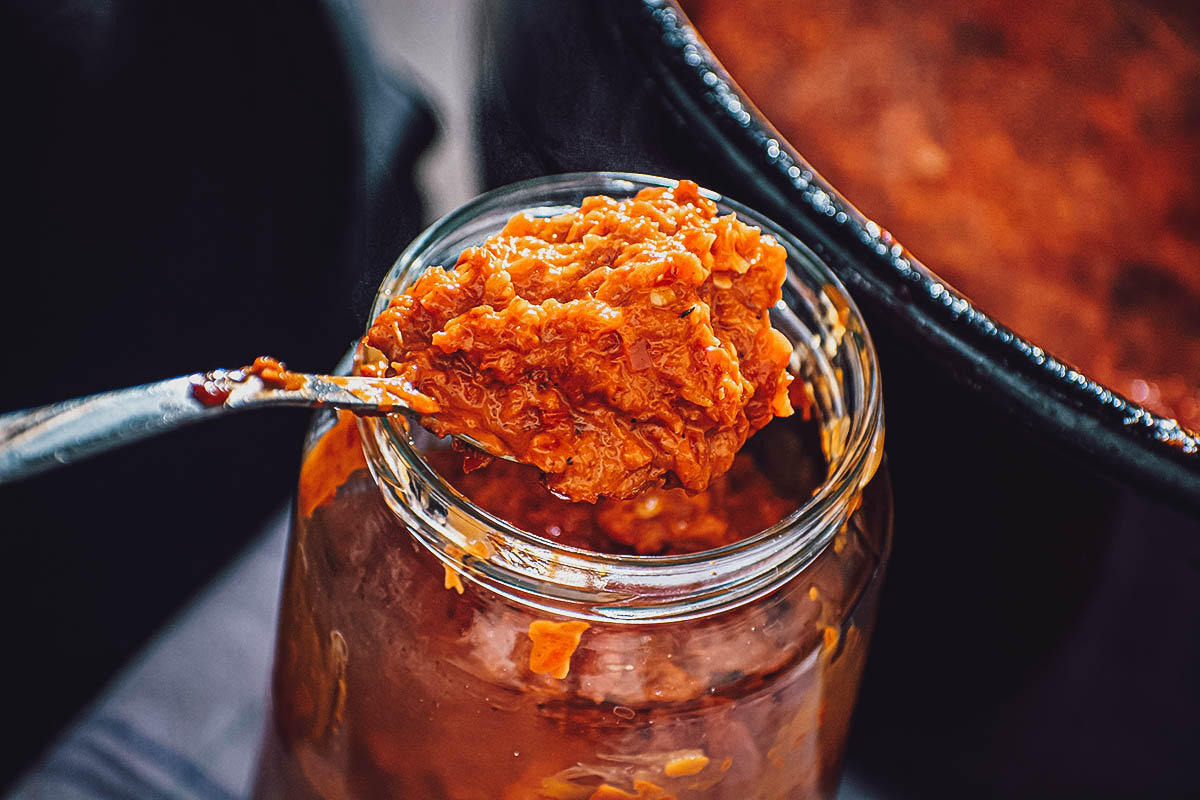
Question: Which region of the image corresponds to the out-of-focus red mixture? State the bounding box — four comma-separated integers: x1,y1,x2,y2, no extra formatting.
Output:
365,180,794,502
298,413,807,557
424,448,799,555
686,0,1200,431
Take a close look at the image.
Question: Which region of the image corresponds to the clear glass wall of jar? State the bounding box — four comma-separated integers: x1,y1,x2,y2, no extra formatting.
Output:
252,173,891,800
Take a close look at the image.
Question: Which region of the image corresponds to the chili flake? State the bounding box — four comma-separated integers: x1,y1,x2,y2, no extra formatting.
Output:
443,565,464,595
528,620,590,679
587,781,674,800
663,753,709,777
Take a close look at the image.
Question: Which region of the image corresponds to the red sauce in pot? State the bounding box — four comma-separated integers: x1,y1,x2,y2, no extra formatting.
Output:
686,0,1200,431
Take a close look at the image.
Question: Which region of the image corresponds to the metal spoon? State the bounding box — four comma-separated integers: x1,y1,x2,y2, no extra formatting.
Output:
0,367,506,486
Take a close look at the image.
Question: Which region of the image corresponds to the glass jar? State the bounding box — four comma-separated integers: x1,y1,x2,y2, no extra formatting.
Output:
252,173,891,800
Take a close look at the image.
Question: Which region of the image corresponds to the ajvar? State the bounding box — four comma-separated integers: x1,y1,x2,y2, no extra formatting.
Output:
365,180,794,502
423,447,801,555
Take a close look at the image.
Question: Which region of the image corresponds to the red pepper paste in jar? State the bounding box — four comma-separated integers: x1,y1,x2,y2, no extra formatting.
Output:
423,432,803,557
255,397,882,799
364,180,795,502
252,176,890,800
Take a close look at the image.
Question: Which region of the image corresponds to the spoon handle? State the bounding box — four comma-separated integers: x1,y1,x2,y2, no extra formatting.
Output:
0,376,223,485
0,372,426,486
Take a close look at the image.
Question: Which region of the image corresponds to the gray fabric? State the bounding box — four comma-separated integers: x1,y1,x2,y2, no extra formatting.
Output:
5,505,876,800
7,510,289,800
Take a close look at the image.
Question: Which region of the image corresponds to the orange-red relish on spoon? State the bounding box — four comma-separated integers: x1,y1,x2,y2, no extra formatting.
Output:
363,180,795,503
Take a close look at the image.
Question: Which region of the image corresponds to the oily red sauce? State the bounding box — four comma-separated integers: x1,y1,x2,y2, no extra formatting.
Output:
189,374,234,407
297,411,368,518
189,356,306,406
365,180,795,502
246,355,307,391
685,0,1200,431
301,398,816,556
423,447,801,556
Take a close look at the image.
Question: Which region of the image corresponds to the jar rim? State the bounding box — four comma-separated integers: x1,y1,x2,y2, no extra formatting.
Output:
359,172,884,621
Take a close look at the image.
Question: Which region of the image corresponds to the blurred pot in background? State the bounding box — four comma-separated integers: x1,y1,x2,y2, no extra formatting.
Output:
477,1,1200,795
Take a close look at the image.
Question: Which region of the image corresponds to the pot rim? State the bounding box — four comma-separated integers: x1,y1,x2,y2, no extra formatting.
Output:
622,0,1200,510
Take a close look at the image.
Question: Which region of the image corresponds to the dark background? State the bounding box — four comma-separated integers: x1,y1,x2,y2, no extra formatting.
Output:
0,0,432,787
